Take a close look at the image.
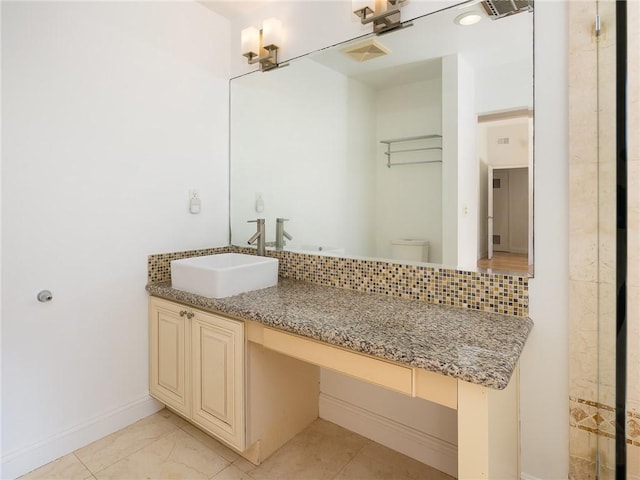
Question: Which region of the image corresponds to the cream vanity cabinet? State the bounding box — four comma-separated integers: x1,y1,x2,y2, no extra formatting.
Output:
148,297,191,417
149,297,244,448
148,296,319,463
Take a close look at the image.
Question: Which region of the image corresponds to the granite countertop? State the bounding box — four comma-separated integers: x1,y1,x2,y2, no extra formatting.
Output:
146,278,533,390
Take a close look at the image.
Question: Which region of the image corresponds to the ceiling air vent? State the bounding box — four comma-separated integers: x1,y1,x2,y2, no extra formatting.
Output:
481,0,532,20
342,39,391,63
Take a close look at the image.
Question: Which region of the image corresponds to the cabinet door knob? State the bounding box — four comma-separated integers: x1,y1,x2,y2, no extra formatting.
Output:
186,312,195,319
179,310,188,317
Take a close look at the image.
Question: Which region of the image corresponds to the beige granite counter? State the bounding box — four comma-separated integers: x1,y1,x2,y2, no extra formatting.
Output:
146,278,532,390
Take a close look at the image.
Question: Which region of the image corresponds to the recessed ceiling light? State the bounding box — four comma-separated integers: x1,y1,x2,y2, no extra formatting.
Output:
454,11,483,26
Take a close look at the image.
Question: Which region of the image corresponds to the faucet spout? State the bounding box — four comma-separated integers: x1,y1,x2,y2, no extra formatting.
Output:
247,219,266,256
275,218,292,251
247,231,261,244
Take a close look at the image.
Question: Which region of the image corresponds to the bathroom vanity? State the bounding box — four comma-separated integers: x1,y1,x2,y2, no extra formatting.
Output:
147,277,532,479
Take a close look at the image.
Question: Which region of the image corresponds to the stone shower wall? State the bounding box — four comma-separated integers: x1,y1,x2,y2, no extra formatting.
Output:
569,1,640,477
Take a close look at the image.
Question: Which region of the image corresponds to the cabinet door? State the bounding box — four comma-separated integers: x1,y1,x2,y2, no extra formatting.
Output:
149,298,190,417
191,311,245,451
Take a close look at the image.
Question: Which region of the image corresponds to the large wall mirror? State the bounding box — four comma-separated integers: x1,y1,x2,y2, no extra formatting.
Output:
230,1,534,275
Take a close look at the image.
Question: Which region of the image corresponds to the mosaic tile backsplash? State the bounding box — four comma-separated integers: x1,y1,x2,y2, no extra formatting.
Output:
148,246,529,317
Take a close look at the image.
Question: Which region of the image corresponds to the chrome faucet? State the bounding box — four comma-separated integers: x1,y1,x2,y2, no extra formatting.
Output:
247,219,266,256
275,218,293,251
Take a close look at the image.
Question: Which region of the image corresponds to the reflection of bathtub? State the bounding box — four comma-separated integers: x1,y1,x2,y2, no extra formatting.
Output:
291,245,345,256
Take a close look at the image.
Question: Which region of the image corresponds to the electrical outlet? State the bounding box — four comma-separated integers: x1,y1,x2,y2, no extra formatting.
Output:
189,189,200,201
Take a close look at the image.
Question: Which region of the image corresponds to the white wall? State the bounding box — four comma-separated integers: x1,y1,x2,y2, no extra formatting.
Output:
521,1,570,478
1,2,230,477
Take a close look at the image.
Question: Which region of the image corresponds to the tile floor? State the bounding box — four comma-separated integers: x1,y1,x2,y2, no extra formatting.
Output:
20,409,454,480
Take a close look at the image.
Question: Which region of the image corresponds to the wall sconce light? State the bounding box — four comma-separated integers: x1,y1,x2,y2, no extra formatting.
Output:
241,18,282,71
353,0,407,34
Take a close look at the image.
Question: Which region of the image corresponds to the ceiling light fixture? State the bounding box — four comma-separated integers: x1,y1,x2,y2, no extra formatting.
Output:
454,11,483,26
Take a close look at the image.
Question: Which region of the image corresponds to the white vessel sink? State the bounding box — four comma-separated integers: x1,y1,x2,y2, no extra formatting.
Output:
170,253,278,298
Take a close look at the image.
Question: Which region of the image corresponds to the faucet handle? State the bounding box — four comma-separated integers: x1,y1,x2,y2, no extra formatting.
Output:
276,218,289,223
247,218,265,224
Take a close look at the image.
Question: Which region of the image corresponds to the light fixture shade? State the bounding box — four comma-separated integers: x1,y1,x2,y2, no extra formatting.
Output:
261,18,282,48
241,26,260,56
353,0,375,13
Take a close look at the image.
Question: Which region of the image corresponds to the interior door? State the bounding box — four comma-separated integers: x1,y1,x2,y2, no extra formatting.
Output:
488,166,494,259
492,170,510,252
507,168,529,254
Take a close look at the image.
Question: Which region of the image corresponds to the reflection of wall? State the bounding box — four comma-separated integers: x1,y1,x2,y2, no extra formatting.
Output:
230,59,376,255
487,122,530,166
442,54,478,271
374,76,443,262
475,59,533,113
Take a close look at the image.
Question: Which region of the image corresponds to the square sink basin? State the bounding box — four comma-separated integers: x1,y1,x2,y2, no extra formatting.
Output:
170,253,278,298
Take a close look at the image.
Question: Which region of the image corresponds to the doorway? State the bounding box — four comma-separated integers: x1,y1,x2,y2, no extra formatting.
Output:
477,111,533,274
491,166,528,255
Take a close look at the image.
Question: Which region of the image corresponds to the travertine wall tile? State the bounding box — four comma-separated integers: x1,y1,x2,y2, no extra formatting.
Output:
566,0,640,465
629,443,640,479
569,162,599,282
569,280,598,402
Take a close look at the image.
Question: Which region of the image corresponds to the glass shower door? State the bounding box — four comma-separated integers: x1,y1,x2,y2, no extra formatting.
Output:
595,0,618,477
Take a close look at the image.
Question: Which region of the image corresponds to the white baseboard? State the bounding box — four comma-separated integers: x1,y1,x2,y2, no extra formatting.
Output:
1,395,163,480
319,393,457,478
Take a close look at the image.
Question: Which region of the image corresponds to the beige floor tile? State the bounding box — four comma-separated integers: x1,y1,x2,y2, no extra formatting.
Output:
24,414,454,480
157,407,191,429
335,441,454,480
245,419,368,480
94,429,229,480
74,411,179,473
232,456,259,473
180,422,241,463
212,464,256,480
19,454,93,480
